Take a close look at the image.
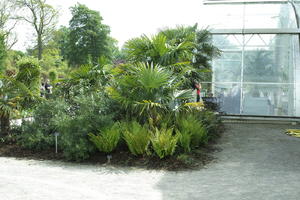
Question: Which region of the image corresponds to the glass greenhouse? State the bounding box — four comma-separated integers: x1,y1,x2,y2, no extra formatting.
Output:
203,0,300,116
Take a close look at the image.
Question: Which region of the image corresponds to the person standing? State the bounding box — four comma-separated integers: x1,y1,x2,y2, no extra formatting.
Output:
40,82,46,97
195,83,202,102
45,80,53,98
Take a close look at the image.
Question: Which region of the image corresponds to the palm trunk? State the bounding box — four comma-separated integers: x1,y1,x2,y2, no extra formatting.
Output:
0,114,10,136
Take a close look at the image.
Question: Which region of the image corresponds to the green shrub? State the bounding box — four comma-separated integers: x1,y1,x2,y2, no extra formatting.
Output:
88,122,121,153
16,99,67,151
176,129,191,153
54,93,115,161
176,113,208,149
151,127,179,159
122,121,151,156
191,110,222,140
191,124,207,147
29,99,68,134
49,70,57,83
18,129,55,151
57,116,96,161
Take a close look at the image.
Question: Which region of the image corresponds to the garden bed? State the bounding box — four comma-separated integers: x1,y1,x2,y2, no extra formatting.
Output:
0,139,221,171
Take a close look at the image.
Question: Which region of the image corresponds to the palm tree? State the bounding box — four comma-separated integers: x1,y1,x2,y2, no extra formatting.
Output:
124,25,220,89
0,57,41,136
108,62,192,125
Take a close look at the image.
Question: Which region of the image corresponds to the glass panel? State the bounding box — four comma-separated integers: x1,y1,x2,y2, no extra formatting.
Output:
243,34,294,83
203,4,244,29
213,83,241,115
213,35,243,49
244,3,297,29
242,84,294,116
213,51,242,82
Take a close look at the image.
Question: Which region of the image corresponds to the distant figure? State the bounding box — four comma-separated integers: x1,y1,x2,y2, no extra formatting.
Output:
195,83,202,102
40,82,45,97
45,80,53,95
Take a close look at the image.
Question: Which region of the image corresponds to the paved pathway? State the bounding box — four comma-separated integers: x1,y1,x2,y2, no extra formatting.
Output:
1,123,300,200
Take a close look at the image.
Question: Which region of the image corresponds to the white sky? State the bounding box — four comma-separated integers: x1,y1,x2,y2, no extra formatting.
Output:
13,0,206,51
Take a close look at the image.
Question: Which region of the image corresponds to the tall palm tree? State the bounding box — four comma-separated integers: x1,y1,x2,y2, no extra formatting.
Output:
108,62,192,125
124,25,220,89
0,57,41,136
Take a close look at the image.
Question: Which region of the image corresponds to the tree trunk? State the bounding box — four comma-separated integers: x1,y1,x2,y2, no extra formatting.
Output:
0,114,10,136
37,34,43,60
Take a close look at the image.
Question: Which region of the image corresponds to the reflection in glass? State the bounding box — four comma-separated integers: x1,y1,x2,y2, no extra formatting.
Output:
242,84,293,116
205,1,300,116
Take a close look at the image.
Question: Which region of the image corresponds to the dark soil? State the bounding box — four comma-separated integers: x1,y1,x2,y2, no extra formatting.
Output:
0,130,223,171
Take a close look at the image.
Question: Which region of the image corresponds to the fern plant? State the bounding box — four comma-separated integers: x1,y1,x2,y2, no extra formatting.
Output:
151,127,179,159
176,129,191,153
88,122,121,153
122,121,151,156
176,114,208,149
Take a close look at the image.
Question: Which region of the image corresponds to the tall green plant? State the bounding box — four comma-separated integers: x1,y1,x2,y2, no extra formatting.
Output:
122,121,151,156
151,127,179,159
0,57,41,136
176,129,192,153
109,62,193,125
124,26,220,87
176,113,208,148
67,3,110,66
88,122,121,153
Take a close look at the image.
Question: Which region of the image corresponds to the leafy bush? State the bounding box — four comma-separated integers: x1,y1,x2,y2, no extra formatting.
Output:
56,115,95,161
49,70,57,83
191,124,208,147
16,57,41,94
192,110,222,140
150,127,179,159
17,129,54,151
28,99,68,135
176,113,208,149
17,91,117,161
176,129,191,153
88,122,121,153
122,121,151,156
55,94,115,161
16,99,67,152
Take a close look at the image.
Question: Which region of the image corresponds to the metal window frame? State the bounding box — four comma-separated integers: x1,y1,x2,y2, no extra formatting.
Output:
210,28,300,34
203,0,298,5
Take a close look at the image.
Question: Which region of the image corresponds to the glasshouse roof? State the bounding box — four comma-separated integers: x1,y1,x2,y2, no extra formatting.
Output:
203,0,300,31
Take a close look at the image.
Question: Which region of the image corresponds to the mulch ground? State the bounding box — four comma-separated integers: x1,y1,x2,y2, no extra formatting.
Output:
0,134,222,171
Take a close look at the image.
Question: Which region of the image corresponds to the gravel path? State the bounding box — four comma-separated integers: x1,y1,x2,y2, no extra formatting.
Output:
1,123,300,200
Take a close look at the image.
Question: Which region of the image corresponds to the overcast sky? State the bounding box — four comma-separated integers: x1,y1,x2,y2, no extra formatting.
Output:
14,0,207,51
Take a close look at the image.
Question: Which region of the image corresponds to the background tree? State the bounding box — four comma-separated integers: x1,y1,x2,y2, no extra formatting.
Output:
0,32,6,74
67,4,110,67
16,0,58,60
0,0,19,49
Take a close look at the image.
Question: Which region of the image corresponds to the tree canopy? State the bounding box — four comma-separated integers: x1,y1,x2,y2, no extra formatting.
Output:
67,4,110,67
16,0,58,60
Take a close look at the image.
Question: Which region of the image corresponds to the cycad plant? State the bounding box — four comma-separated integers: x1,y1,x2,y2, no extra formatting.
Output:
150,126,180,159
176,113,208,149
88,122,121,153
176,129,192,153
122,121,151,156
